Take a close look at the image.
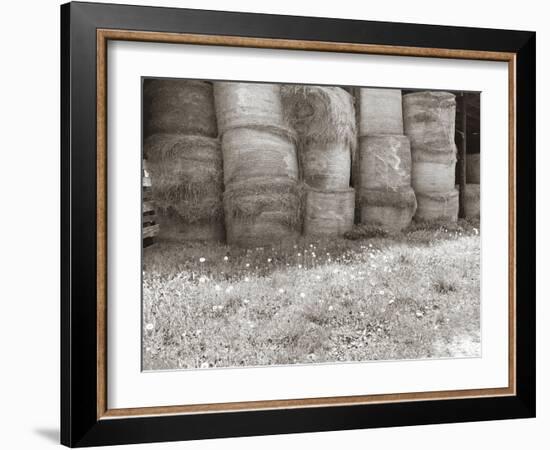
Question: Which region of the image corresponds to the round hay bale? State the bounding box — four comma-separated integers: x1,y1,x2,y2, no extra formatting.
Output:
415,189,459,223
143,79,217,138
144,134,225,241
359,135,412,190
281,85,356,152
411,149,457,193
223,177,301,247
221,126,298,185
403,91,456,151
303,187,355,236
213,82,288,135
357,88,403,136
360,187,417,232
467,153,480,184
144,134,223,200
300,139,351,190
156,210,225,242
464,183,480,218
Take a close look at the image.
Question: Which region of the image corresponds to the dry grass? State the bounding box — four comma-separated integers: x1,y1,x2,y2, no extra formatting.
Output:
142,218,480,370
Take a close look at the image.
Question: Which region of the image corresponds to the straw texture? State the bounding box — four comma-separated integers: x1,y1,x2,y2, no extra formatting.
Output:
300,140,351,190
143,79,217,138
144,134,224,241
403,91,456,151
221,127,299,184
415,189,459,222
411,150,457,193
223,177,302,247
303,187,355,236
359,187,417,231
281,85,356,151
281,85,356,192
214,82,289,135
359,135,412,191
357,88,404,136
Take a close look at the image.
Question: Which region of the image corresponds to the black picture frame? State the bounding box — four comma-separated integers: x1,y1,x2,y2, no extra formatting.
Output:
61,1,536,447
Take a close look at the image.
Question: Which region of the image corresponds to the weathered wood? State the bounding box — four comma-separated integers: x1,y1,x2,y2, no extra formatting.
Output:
143,201,155,213
143,224,160,239
142,213,157,224
142,188,153,201
142,236,155,248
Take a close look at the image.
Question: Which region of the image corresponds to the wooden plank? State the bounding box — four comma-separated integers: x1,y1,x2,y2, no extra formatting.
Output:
143,224,160,239
142,213,157,224
143,236,155,248
143,201,155,213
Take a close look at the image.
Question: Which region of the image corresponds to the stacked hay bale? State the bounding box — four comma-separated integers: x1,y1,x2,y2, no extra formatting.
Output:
143,79,224,241
214,82,301,247
281,85,356,236
356,88,417,231
465,153,480,218
403,91,459,222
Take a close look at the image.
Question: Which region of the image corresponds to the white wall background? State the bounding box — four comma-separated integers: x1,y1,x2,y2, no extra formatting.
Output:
0,0,546,448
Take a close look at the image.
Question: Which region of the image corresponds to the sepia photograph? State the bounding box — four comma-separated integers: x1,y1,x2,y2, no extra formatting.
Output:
141,79,481,371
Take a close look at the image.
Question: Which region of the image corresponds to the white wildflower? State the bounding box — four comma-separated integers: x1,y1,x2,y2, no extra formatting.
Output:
267,258,272,262
199,257,206,263
244,277,250,282
223,256,229,261
278,288,284,294
300,292,306,298
328,305,334,311
145,323,154,331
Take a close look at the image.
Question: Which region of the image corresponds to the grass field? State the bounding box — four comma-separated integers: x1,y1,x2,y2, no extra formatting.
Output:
142,219,480,371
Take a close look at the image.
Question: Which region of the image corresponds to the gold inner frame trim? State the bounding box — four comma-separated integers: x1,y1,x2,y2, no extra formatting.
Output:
96,28,517,420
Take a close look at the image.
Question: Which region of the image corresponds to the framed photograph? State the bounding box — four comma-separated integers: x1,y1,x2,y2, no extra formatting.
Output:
61,1,536,447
